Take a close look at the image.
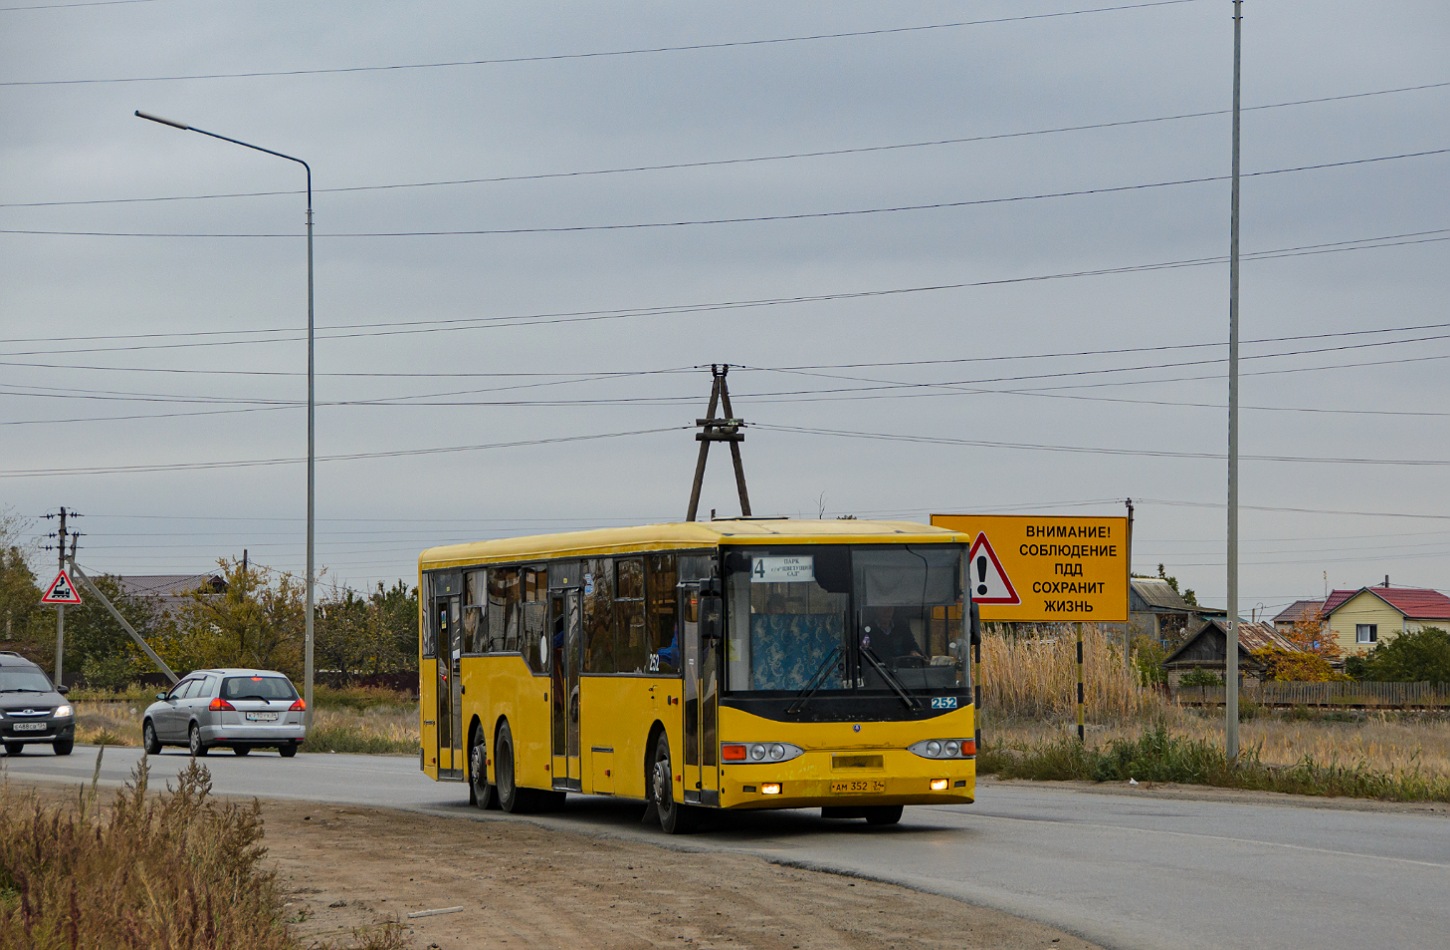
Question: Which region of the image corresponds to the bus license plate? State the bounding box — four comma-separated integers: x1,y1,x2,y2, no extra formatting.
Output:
246,712,279,722
830,780,886,794
12,722,48,732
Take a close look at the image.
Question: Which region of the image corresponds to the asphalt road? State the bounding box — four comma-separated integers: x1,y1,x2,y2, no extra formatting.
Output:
5,745,1448,950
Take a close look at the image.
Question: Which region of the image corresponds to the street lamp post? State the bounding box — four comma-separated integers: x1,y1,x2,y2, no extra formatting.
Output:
135,110,316,727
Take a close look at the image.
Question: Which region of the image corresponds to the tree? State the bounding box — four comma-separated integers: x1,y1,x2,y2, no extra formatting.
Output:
1356,626,1450,684
1278,614,1340,661
166,558,304,676
0,509,51,662
63,573,168,689
1249,646,1348,682
316,580,418,676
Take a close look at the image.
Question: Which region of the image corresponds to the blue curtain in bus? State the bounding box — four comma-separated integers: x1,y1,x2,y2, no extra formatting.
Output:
750,614,843,690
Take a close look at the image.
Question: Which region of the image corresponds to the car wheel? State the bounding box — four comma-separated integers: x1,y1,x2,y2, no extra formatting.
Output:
143,720,162,755
278,743,298,758
233,746,250,756
188,723,209,757
652,731,698,834
469,726,494,810
863,805,904,826
4,741,23,756
53,738,73,756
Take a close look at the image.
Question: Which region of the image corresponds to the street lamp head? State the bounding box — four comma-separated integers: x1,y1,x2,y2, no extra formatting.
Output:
134,110,191,131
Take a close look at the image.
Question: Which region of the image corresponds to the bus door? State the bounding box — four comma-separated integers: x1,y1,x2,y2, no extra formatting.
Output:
680,583,720,805
549,587,583,790
429,572,465,780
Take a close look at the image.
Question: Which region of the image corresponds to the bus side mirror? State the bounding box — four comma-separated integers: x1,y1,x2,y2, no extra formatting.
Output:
700,594,724,641
969,601,981,646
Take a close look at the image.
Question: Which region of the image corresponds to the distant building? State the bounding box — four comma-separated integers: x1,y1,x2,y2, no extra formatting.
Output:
1271,600,1325,634
1128,577,1198,647
1162,618,1299,691
1321,581,1450,655
116,573,227,615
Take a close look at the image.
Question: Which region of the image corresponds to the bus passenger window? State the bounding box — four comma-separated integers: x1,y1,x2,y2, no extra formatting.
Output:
522,567,548,673
463,569,487,654
488,568,519,653
647,553,679,674
616,557,647,674
583,558,616,674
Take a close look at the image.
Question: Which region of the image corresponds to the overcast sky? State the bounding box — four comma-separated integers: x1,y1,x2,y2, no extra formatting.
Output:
3,0,1448,617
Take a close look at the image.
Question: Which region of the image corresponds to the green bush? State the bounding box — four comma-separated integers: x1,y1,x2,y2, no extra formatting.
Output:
1180,668,1223,688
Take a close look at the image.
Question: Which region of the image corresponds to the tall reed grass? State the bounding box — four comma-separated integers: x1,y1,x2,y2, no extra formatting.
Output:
980,624,1160,722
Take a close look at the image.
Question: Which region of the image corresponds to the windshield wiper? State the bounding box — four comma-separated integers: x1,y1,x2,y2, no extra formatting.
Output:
1,687,45,693
786,644,842,715
860,648,920,710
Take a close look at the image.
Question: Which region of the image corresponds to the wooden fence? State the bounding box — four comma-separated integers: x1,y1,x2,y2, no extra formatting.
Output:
1175,681,1450,709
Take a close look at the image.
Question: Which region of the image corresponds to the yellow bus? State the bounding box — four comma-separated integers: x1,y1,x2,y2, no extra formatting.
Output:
418,519,978,833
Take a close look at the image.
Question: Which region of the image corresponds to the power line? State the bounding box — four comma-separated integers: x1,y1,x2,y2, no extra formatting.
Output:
7,147,1446,240
3,225,1448,361
0,1,1200,83
8,77,1446,210
0,426,689,479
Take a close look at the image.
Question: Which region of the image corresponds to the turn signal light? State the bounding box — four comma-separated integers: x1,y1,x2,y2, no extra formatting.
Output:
209,698,235,711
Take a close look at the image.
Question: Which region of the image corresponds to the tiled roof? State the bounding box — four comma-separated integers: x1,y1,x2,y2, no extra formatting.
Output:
1324,585,1450,620
1272,600,1324,625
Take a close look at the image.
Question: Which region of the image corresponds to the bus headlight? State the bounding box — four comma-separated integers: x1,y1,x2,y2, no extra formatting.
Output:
722,742,804,763
908,738,975,759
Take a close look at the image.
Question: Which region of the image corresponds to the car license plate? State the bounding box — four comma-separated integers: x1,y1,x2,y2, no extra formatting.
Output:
830,780,886,794
245,712,279,722
12,722,47,732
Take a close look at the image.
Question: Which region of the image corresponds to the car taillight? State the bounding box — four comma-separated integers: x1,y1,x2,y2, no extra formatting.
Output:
289,698,306,711
209,698,235,711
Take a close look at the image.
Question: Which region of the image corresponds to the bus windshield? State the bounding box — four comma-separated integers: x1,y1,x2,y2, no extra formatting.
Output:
722,545,969,697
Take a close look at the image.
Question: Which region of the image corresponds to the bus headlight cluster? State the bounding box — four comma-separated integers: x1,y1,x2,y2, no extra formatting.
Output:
908,738,975,759
721,741,804,763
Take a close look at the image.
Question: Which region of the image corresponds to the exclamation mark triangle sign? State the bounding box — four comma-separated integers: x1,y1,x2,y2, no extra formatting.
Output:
969,533,1019,605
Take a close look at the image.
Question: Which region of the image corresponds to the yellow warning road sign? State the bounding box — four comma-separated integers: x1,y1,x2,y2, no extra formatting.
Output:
931,514,1129,622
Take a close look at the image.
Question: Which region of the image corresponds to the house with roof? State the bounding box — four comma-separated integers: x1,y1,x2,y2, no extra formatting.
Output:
1162,618,1301,690
1128,577,1198,647
1272,599,1324,634
117,573,227,615
1321,580,1450,654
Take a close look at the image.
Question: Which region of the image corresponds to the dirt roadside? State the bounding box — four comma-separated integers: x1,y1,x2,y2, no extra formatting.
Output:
9,777,1098,950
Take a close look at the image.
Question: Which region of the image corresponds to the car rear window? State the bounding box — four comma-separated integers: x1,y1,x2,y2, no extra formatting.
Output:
221,675,298,702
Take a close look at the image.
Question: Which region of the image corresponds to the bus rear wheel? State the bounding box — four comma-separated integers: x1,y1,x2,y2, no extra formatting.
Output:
469,726,494,810
651,732,698,835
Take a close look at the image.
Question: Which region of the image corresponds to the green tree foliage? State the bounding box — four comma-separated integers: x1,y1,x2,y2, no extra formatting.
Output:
65,573,168,689
165,558,304,676
1155,564,1198,607
316,579,418,675
1355,626,1450,684
0,510,52,663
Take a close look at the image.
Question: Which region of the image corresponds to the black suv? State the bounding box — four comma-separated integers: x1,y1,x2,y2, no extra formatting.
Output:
0,652,75,756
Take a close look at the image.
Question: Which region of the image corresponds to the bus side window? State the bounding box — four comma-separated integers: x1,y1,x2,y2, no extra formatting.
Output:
463,568,487,654
616,557,646,674
647,553,678,674
489,567,519,653
522,567,548,673
583,557,616,674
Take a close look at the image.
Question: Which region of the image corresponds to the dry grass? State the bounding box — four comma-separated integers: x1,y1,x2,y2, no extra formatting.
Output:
980,625,1450,790
980,624,1159,721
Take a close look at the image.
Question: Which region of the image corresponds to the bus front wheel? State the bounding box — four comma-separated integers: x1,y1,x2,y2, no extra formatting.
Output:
863,805,903,826
651,732,698,835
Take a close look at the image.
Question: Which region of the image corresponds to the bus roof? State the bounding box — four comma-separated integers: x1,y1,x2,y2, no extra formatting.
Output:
418,519,969,569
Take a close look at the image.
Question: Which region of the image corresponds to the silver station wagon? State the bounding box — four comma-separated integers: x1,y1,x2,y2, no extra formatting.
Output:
142,667,306,757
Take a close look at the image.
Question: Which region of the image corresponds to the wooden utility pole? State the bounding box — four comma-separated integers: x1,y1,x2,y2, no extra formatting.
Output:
686,364,752,521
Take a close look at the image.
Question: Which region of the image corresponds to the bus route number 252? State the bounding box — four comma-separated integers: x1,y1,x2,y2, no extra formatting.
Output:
930,696,958,710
